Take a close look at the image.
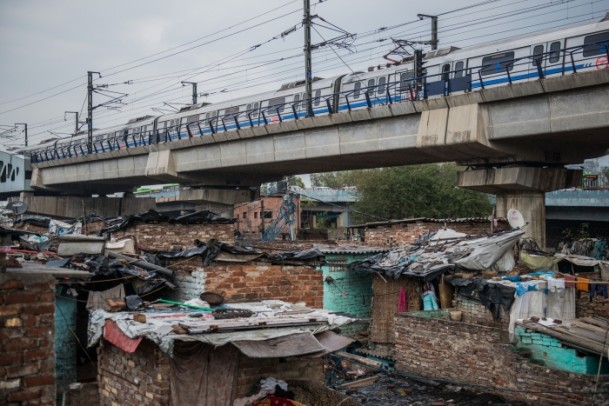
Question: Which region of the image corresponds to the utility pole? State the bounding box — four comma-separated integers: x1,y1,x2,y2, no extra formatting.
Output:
417,14,438,50
87,71,101,154
181,81,198,105
15,123,27,147
65,111,79,135
303,0,313,117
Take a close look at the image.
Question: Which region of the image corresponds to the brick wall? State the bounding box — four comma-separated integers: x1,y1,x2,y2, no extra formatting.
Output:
97,339,170,406
394,313,609,405
98,338,323,405
165,259,323,307
576,293,609,318
112,222,235,251
321,264,373,318
363,220,509,248
0,274,56,405
234,196,301,238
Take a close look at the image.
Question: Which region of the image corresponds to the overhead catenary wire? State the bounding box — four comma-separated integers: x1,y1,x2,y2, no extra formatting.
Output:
4,0,607,143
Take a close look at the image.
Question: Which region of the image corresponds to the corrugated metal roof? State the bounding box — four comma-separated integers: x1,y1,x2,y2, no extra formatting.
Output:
348,217,507,228
318,246,389,255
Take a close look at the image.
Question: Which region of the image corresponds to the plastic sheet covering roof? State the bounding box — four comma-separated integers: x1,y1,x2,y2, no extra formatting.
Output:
350,229,525,281
101,209,234,234
88,300,355,356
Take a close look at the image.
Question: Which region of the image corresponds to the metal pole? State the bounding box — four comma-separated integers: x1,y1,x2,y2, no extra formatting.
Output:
431,16,438,50
417,14,438,50
15,123,27,147
87,71,100,153
181,81,198,105
303,0,313,117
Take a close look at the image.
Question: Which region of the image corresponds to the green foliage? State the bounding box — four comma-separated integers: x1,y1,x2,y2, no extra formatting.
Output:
312,164,493,223
288,176,305,189
310,171,358,188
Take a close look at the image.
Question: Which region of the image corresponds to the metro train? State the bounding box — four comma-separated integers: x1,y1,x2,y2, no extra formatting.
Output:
24,16,609,163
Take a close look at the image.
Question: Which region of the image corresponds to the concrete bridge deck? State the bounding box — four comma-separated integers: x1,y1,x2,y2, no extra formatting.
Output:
30,69,609,195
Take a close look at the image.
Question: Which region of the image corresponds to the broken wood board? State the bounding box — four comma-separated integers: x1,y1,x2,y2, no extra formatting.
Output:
337,374,381,388
335,351,383,369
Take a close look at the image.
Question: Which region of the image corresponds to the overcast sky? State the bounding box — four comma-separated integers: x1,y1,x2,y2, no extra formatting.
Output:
1,0,608,148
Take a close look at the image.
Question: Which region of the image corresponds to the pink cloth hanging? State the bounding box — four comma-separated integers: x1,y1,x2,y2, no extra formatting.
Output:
397,287,408,313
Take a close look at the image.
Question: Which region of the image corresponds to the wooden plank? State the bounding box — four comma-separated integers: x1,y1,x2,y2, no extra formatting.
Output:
335,351,383,369
569,319,608,335
580,317,609,329
520,322,606,355
568,326,609,344
337,374,381,388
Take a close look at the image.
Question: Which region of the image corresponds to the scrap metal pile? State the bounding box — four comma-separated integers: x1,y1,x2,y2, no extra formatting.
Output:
0,209,326,306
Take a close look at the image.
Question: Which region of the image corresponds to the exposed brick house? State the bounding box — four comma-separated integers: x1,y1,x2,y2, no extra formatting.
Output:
348,217,509,248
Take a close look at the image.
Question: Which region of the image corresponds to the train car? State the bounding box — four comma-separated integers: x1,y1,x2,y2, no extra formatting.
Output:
23,16,609,162
151,74,342,143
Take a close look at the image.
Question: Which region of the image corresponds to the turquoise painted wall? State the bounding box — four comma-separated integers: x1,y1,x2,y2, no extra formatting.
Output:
515,326,609,375
320,253,374,318
55,287,77,391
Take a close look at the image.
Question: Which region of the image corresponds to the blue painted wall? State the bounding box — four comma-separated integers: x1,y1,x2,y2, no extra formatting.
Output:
320,253,374,318
515,326,609,375
55,287,77,391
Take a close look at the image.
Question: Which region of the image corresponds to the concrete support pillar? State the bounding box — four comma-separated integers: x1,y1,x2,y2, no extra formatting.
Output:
495,191,546,248
458,166,580,250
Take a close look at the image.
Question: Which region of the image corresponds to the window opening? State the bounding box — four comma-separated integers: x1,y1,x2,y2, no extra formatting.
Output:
549,41,561,63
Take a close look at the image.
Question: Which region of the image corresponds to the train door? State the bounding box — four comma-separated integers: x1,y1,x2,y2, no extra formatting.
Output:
530,43,545,79
448,60,470,94
545,39,564,77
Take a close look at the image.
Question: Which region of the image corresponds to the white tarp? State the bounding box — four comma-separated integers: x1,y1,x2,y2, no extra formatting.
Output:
455,230,525,271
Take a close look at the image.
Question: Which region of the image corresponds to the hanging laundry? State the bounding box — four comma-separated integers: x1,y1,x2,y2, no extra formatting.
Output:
576,277,590,293
562,273,577,289
397,287,408,313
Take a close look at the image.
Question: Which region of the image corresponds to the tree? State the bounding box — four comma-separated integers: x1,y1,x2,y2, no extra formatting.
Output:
288,176,305,189
310,171,358,188
312,164,493,223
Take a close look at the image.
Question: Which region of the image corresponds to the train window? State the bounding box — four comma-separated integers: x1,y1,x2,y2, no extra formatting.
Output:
549,41,561,63
314,90,321,106
399,71,413,92
481,51,515,76
353,82,361,98
532,45,544,66
441,64,450,81
268,97,285,113
251,102,260,117
367,79,375,94
454,61,465,78
224,106,240,116
293,94,300,108
583,32,609,57
186,115,198,123
377,77,386,95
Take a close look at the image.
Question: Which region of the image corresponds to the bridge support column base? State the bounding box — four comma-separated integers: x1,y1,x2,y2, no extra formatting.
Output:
496,191,546,249
458,166,580,249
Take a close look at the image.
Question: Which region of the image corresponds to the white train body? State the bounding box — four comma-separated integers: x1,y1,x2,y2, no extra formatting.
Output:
25,17,609,162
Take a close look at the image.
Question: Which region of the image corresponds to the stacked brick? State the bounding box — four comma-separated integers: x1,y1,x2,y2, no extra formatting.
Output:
363,220,507,248
394,313,609,405
163,258,323,307
0,275,56,405
97,339,170,406
112,222,235,251
576,294,609,318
